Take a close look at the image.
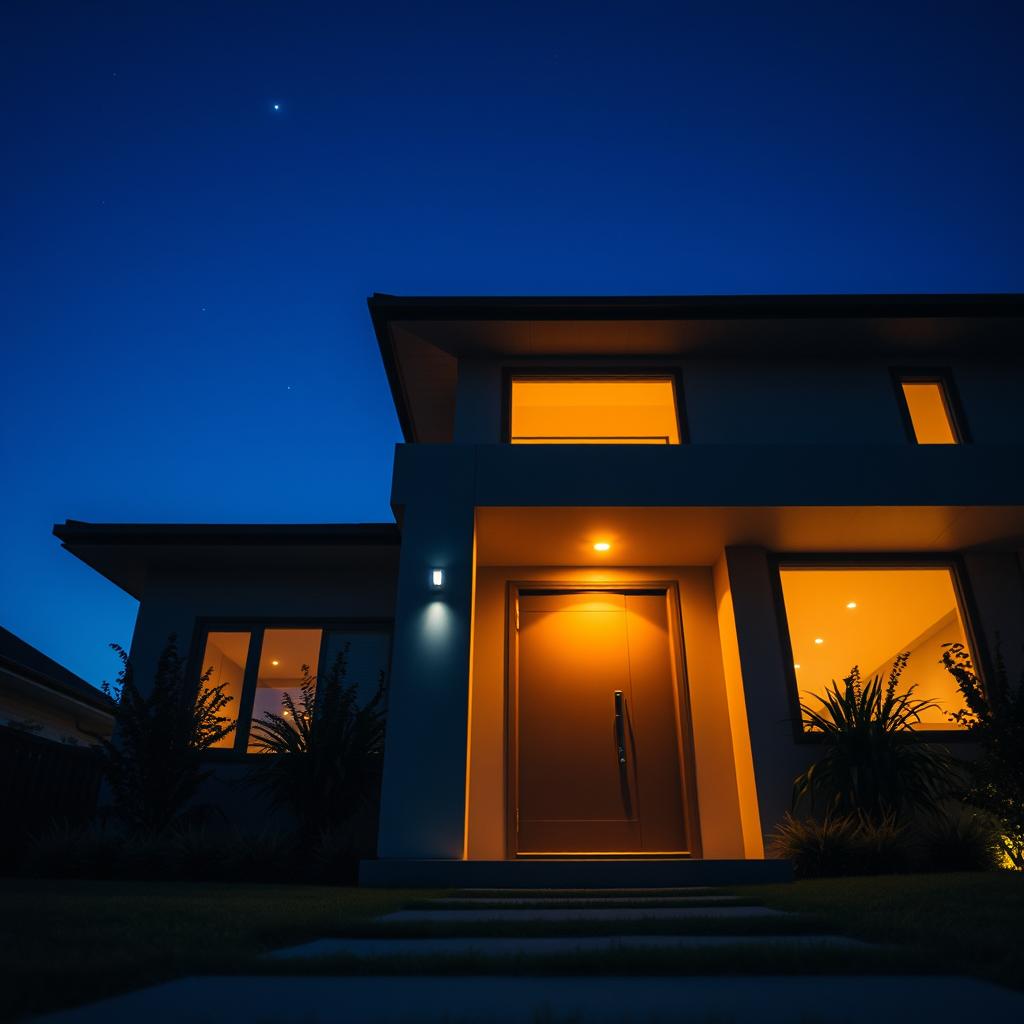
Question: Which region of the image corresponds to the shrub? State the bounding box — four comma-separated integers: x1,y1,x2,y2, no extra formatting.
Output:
941,642,1024,869
769,813,910,878
247,645,386,839
794,655,961,822
98,635,237,833
913,808,1003,873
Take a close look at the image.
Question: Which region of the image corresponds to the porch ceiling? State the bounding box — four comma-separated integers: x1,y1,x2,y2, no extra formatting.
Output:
475,506,1024,566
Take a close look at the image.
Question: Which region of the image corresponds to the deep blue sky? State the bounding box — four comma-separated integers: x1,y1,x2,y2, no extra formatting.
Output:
3,1,1022,688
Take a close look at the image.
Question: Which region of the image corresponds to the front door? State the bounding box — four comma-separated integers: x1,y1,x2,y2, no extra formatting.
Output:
512,588,692,856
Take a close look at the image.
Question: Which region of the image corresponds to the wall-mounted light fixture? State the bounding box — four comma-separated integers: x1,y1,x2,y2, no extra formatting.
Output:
430,568,445,590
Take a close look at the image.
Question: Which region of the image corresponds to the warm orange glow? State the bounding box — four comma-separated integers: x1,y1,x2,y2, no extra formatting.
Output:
247,628,322,751
201,631,251,748
510,378,680,444
593,541,611,551
779,567,971,729
901,381,958,444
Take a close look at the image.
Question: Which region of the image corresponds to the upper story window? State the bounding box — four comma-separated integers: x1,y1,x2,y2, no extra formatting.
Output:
895,371,963,444
508,375,683,444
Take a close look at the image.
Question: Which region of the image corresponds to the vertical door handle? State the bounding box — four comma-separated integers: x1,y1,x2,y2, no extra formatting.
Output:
614,689,627,766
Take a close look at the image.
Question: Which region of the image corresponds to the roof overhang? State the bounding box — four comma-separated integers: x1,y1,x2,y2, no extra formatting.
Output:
53,521,401,599
368,293,1024,442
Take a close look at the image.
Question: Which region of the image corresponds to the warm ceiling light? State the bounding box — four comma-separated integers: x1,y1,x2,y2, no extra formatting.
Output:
846,602,857,609
794,663,801,670
271,659,280,666
593,542,611,552
814,638,824,645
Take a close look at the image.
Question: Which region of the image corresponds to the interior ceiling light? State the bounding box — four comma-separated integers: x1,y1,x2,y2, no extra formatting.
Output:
271,659,280,666
814,638,824,645
794,663,801,669
846,602,857,609
593,542,611,551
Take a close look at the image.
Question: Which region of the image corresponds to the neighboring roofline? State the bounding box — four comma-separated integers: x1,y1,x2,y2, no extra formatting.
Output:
0,629,114,713
368,292,1024,441
53,520,401,547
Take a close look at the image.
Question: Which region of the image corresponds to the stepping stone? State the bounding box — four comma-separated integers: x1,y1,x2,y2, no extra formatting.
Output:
453,886,724,897
424,894,740,908
268,933,872,960
36,974,1024,1023
379,905,789,924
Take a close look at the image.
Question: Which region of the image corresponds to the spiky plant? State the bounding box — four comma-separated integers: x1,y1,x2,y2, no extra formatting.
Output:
247,644,387,838
794,654,961,823
941,642,1024,869
99,635,236,833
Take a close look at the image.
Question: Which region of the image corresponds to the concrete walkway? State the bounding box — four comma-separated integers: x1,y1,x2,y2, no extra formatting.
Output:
36,974,1024,1023
379,904,786,923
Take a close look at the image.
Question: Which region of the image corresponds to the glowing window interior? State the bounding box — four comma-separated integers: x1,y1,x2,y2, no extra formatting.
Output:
247,628,322,752
200,631,251,748
779,566,971,730
510,378,680,444
900,381,958,444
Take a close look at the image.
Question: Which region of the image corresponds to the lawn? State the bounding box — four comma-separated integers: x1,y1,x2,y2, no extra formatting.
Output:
0,879,433,1022
739,871,1024,991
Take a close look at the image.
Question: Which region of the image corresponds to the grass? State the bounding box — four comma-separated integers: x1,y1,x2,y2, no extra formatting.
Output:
0,879,435,1022
737,871,1024,991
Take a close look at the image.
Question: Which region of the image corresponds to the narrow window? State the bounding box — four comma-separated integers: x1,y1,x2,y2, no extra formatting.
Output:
198,631,251,748
778,565,972,732
247,628,322,752
509,377,681,444
898,378,959,444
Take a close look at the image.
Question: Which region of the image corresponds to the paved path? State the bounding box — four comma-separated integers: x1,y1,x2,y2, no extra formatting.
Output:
36,974,1024,1023
379,904,786,923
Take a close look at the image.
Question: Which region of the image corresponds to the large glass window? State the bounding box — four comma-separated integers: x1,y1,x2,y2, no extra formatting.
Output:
194,624,391,754
778,565,972,731
509,377,681,444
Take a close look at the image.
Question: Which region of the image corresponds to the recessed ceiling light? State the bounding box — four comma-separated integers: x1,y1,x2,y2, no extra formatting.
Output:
846,602,857,609
794,663,801,670
814,638,824,645
271,659,280,666
593,542,611,552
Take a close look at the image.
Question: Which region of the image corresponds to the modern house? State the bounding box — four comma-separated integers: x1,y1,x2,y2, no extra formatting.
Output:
55,294,1024,885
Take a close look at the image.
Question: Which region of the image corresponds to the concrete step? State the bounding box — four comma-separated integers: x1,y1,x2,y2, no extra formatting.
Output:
360,858,792,889
379,905,788,924
421,894,742,909
268,933,872,961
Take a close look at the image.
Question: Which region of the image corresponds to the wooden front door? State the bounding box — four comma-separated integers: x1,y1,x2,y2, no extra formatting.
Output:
512,588,692,856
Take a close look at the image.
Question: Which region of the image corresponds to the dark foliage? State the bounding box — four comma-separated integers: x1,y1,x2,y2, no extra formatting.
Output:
794,655,961,822
247,644,387,842
914,808,1004,873
98,635,236,833
769,812,911,878
941,642,1024,868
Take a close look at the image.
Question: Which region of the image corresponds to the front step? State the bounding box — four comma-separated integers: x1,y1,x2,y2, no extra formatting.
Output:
359,858,792,888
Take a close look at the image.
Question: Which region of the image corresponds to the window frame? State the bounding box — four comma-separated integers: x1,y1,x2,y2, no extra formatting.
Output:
501,366,689,445
890,367,969,445
767,553,985,744
187,616,394,759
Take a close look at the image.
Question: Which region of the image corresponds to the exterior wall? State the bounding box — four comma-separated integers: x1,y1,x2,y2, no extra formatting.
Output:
465,565,749,860
0,670,113,745
127,558,398,829
451,354,1024,446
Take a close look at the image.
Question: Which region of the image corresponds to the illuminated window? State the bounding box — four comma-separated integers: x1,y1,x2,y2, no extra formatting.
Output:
778,565,972,731
199,631,251,748
509,376,681,444
193,624,391,754
897,376,960,444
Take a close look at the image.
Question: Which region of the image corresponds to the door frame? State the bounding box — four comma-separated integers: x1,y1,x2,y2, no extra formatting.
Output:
504,579,703,860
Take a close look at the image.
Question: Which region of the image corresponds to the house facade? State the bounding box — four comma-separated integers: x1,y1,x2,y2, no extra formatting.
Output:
55,294,1024,884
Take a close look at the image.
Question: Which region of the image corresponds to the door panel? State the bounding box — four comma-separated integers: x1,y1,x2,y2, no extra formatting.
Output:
514,589,689,855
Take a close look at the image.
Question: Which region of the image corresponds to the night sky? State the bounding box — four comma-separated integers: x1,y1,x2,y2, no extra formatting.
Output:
3,1,1023,688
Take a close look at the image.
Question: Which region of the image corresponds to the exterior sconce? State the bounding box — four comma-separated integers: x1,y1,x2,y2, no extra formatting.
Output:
430,568,445,590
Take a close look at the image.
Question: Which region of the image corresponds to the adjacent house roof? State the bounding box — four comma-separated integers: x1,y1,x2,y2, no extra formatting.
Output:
53,521,401,599
368,292,1024,442
0,626,112,713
